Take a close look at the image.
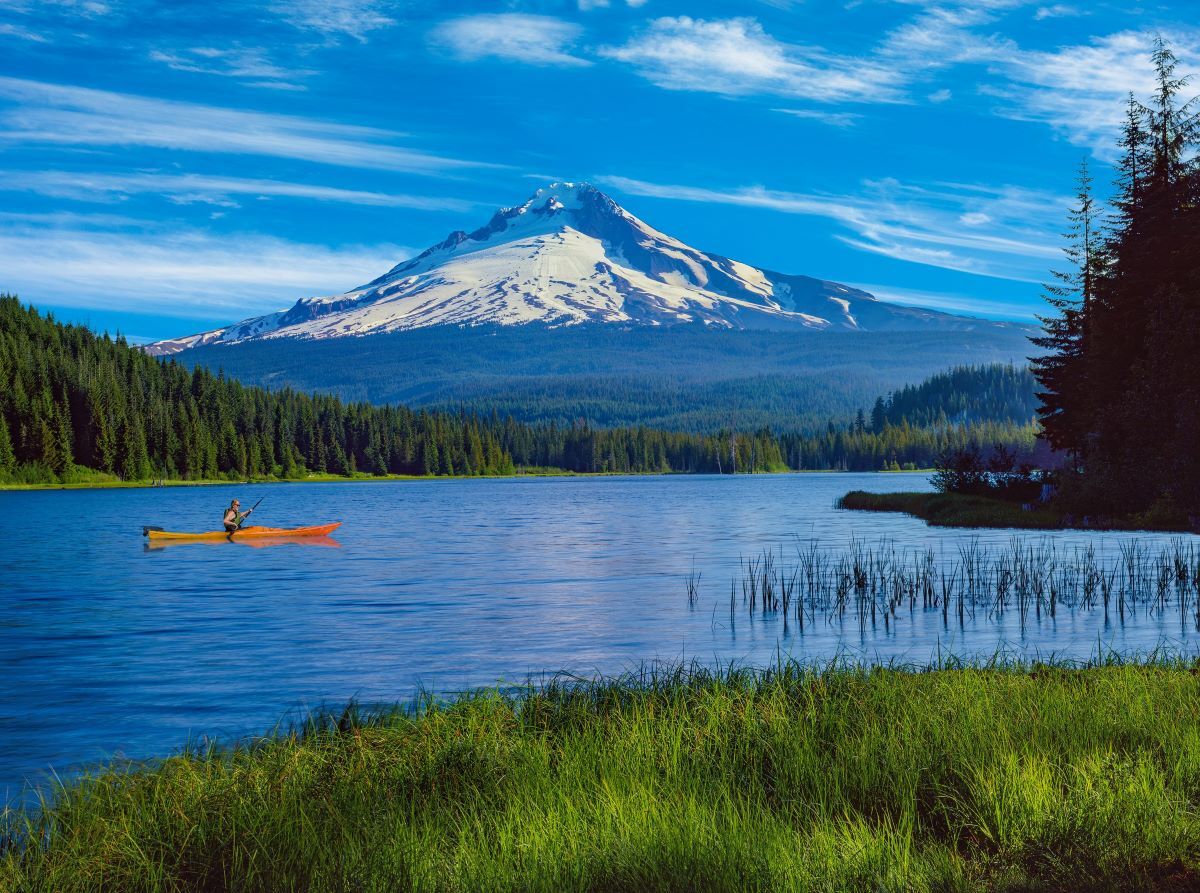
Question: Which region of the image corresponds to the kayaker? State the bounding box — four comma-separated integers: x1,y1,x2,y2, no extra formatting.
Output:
223,498,253,534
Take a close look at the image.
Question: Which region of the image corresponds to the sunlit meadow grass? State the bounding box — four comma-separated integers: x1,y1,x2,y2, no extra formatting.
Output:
4,660,1200,892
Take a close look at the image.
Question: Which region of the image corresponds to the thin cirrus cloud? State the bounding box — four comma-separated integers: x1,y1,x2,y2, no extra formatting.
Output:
579,0,650,8
0,214,413,319
772,108,862,128
6,0,112,16
269,0,398,43
147,46,316,91
0,22,46,41
596,15,1198,156
980,29,1200,157
1034,5,1081,21
2,170,477,212
852,282,1040,321
598,17,906,103
0,76,497,173
600,174,1066,285
430,14,592,67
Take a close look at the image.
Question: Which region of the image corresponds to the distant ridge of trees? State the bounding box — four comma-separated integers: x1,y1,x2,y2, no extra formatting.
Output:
178,321,1034,434
869,364,1037,431
1032,39,1200,516
0,297,1038,484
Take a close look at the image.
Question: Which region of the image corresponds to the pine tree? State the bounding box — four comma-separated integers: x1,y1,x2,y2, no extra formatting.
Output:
0,414,14,478
1030,159,1103,462
120,418,151,481
1031,38,1200,513
53,400,74,476
870,397,887,434
422,440,439,477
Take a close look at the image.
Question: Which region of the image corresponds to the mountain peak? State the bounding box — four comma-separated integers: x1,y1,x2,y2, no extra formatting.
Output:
145,181,1004,356
469,181,616,236
519,180,598,206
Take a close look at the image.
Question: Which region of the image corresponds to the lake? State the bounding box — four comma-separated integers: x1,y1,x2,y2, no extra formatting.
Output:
2,471,1198,803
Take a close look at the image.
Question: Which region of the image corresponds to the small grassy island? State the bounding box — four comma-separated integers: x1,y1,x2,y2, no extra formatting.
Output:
838,489,1200,533
838,490,1066,530
5,662,1200,892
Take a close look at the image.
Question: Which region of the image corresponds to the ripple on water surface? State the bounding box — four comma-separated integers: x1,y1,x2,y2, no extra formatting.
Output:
1,472,1198,801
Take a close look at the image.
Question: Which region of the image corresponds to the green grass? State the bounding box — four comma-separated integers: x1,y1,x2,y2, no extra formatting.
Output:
5,661,1200,892
838,490,1065,529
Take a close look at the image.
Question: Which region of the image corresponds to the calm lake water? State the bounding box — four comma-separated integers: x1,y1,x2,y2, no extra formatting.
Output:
2,471,1198,803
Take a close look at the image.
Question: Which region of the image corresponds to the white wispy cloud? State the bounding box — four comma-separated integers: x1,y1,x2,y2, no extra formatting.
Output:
431,14,591,67
876,5,1007,72
0,215,413,318
773,108,862,127
599,16,905,103
2,170,477,211
4,0,112,17
269,0,397,42
853,282,1040,321
594,10,1195,159
981,29,1200,156
874,15,1199,154
576,0,649,9
601,174,1066,283
0,77,497,173
1033,5,1081,21
0,22,47,41
0,0,115,43
148,46,315,90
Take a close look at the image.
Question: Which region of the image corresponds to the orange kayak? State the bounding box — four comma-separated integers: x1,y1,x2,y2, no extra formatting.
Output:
145,523,341,542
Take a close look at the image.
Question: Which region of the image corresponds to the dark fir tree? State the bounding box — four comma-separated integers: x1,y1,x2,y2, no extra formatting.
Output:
1033,39,1200,515
1030,159,1103,464
0,414,14,476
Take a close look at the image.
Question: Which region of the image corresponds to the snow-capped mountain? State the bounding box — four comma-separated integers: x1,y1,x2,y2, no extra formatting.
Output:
147,182,1006,356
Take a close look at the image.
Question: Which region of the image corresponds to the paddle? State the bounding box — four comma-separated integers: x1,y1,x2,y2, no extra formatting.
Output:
236,496,265,530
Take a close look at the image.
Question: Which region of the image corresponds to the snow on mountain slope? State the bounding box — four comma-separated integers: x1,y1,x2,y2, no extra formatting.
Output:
147,182,1011,356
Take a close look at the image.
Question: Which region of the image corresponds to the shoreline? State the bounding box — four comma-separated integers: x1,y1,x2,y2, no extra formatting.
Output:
0,467,936,493
838,489,1200,534
5,659,1199,890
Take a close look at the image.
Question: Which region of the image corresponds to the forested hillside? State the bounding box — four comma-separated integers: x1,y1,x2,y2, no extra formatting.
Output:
868,365,1037,430
179,322,1034,432
0,298,1039,484
0,296,517,484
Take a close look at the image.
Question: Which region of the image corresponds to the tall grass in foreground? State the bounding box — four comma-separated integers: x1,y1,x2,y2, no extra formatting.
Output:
5,660,1200,892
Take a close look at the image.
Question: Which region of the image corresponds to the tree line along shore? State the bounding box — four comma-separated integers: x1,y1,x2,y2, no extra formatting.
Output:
0,296,1036,488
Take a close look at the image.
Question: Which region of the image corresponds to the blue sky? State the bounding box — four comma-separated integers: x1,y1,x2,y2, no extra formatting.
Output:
0,0,1194,340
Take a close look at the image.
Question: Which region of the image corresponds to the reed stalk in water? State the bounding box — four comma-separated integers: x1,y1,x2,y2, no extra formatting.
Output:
724,538,1200,635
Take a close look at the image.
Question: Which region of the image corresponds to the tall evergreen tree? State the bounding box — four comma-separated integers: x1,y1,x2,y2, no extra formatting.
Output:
1030,159,1103,463
1034,39,1200,514
0,414,14,478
